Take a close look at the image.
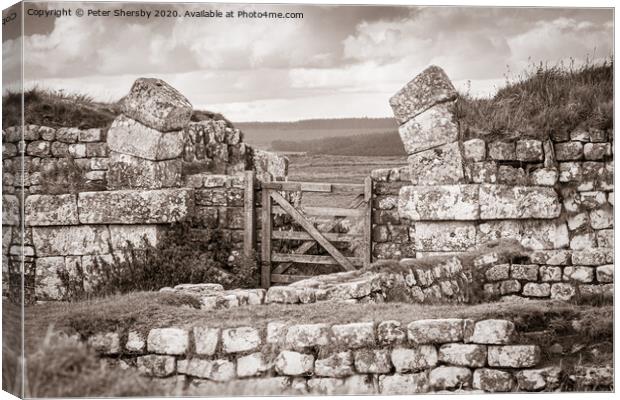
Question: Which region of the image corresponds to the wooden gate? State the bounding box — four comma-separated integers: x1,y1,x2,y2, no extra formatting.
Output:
259,177,372,288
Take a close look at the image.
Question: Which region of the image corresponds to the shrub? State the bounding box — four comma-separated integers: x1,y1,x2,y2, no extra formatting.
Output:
58,218,259,301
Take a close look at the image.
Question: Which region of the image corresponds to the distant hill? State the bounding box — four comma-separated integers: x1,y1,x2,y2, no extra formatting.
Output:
272,131,406,156
238,118,397,131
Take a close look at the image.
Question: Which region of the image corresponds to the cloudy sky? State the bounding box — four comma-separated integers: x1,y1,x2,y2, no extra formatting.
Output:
2,2,613,121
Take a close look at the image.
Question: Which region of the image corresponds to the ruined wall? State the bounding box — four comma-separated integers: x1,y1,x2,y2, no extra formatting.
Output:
370,65,614,302
75,317,564,394
3,78,288,301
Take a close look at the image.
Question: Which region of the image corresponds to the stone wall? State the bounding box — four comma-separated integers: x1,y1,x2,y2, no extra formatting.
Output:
77,317,566,394
369,65,614,302
3,78,289,301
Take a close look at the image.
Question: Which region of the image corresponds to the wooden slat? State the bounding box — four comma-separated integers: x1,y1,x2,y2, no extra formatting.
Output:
243,171,256,259
270,274,314,284
272,230,361,242
271,194,365,275
363,176,373,268
261,181,364,194
269,191,356,271
300,182,332,192
260,175,272,289
272,253,364,266
272,206,364,217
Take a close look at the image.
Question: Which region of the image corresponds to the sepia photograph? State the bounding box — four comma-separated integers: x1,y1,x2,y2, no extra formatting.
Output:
1,0,615,397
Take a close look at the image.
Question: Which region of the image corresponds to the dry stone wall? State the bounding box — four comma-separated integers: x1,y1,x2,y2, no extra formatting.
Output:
78,317,567,394
370,65,614,302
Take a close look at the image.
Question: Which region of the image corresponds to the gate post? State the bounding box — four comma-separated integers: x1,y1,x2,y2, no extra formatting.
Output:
260,174,273,289
243,171,256,259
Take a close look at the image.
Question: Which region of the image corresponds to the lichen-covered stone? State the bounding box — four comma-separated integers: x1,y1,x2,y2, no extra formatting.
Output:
520,220,570,250
550,282,576,301
379,372,430,394
78,189,192,224
87,332,120,354
126,331,146,352
514,367,561,391
583,143,611,160
438,344,487,367
178,358,235,381
136,355,176,377
590,207,613,230
307,378,345,394
563,266,594,283
147,328,189,355
488,141,516,160
539,266,562,282
193,327,220,356
397,102,458,155
391,346,438,372
399,185,479,221
274,351,314,376
108,115,184,160
354,349,391,373
468,161,498,183
252,149,289,178
120,78,192,132
413,221,476,251
529,250,571,265
572,248,613,265
463,138,486,162
265,286,300,304
377,320,406,344
2,195,20,226
596,265,613,283
530,168,558,186
472,368,514,392
331,322,375,348
222,327,261,353
389,65,457,124
515,139,543,161
479,185,561,219
237,352,271,378
510,264,538,281
485,264,510,281
408,142,464,185
25,194,79,226
107,152,182,189
315,351,354,377
32,226,110,256
407,319,463,344
429,366,472,390
487,345,541,368
285,324,330,349
554,142,583,160
522,282,551,297
466,320,515,344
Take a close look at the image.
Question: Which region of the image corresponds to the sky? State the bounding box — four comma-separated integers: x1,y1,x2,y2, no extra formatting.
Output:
2,2,614,121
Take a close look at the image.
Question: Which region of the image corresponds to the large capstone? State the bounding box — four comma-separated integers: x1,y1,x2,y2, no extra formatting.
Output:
107,115,184,160
398,102,458,155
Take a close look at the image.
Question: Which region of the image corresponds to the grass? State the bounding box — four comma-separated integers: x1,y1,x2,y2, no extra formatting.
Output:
455,60,613,141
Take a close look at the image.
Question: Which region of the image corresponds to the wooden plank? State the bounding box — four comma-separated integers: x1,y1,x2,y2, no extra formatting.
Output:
363,176,373,268
272,206,364,217
269,191,356,271
272,230,361,242
260,175,272,289
271,194,365,275
260,181,364,194
272,253,364,266
271,274,314,284
243,171,256,259
300,182,332,192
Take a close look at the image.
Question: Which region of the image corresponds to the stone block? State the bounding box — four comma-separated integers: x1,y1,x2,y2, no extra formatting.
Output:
354,349,391,374
377,320,406,344
56,127,79,143
3,195,20,226
237,352,271,378
315,351,354,377
463,138,486,161
580,191,607,209
510,264,538,281
497,165,526,185
120,78,192,132
331,322,375,348
79,128,102,142
572,248,613,265
479,185,561,219
389,65,457,124
468,161,497,183
26,141,50,157
68,143,86,158
559,162,582,182
136,355,176,377
522,282,551,297
78,188,192,224
285,324,329,349
32,226,110,256
485,264,510,281
107,152,182,189
570,232,596,250
539,266,562,282
86,143,109,157
520,220,569,250
530,168,558,186
499,280,521,295
222,326,261,353
413,221,476,251
193,327,220,355
265,286,300,304
87,332,121,354
407,319,463,344
567,212,588,231
429,366,472,390
596,265,613,283
438,344,486,367
398,185,479,221
178,358,235,381
472,368,514,392
514,367,562,391
554,142,583,160
252,149,289,178
108,225,160,249
408,142,464,185
563,266,594,283
465,320,515,344
397,102,458,155
550,282,576,301
108,115,184,160
488,141,515,160
25,194,79,226
590,207,613,230
584,143,611,160
126,331,146,352
274,351,314,376
391,346,437,372
515,139,543,161
147,328,189,355
487,345,540,368
379,372,430,394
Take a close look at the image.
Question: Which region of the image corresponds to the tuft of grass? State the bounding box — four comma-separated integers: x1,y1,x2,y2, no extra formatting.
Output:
455,59,613,141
